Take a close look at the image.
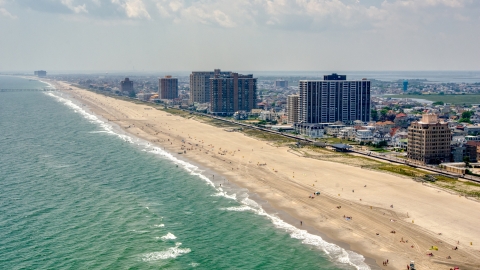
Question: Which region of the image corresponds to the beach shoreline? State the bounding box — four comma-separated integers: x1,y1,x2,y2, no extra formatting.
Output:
42,78,480,270
48,87,378,269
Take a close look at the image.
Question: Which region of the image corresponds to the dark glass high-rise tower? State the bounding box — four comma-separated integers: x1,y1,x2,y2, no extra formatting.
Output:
299,74,370,124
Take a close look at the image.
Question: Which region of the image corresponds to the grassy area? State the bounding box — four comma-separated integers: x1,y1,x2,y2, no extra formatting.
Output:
241,128,297,145
387,94,480,105
370,148,390,153
374,164,427,178
320,137,360,145
432,176,480,198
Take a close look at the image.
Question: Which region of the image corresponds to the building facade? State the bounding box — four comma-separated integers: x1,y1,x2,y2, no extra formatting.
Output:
299,74,371,124
210,72,257,116
287,94,299,124
189,69,231,104
407,114,452,165
34,70,47,77
275,80,288,89
120,78,134,96
159,76,178,100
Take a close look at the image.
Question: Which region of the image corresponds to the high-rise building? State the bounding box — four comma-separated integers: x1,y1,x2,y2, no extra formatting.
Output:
190,69,231,103
34,70,47,77
324,73,346,80
407,114,452,165
287,94,299,124
403,80,408,92
298,74,371,124
275,80,288,89
159,76,178,100
210,72,257,116
120,78,134,96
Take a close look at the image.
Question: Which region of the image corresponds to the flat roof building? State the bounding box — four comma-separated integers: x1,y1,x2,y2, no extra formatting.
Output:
275,80,288,89
287,94,299,124
190,69,231,104
299,74,371,124
210,72,257,116
34,70,47,77
159,76,178,100
120,78,134,96
407,114,452,165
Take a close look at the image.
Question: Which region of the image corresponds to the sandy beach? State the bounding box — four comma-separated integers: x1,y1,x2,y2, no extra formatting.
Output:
49,80,480,269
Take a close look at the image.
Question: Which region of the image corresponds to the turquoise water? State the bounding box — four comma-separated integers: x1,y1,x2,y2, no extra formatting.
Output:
0,76,367,269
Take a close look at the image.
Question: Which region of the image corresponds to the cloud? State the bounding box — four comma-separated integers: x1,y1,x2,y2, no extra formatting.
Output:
8,0,479,29
0,7,16,18
112,0,150,19
61,0,88,13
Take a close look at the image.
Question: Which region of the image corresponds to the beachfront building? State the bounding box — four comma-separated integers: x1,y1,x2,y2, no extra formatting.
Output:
287,94,299,124
325,124,346,137
338,127,356,140
407,114,452,165
294,123,326,138
298,74,371,124
159,76,178,100
189,69,231,104
120,78,134,96
210,72,257,116
34,70,47,77
355,129,374,143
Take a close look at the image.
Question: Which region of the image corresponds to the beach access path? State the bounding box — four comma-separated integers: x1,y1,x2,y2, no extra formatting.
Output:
51,80,480,270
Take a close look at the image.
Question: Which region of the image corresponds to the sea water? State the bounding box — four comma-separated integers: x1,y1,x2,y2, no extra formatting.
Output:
0,76,369,270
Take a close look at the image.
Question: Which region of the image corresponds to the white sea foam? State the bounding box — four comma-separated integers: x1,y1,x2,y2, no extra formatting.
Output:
160,232,177,240
142,243,191,262
153,224,165,228
233,197,370,270
189,262,200,267
220,206,253,212
46,91,370,270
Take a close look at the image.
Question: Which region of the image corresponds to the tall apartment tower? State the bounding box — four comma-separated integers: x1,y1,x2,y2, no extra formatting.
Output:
287,94,299,124
34,70,47,77
159,75,178,99
190,69,231,103
407,114,452,165
275,80,288,89
210,72,257,116
298,74,370,124
120,78,134,95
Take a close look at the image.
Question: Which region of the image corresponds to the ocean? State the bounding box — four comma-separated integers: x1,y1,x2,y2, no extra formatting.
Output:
0,76,369,270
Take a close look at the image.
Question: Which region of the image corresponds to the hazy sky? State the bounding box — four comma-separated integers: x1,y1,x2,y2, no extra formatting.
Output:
0,0,479,72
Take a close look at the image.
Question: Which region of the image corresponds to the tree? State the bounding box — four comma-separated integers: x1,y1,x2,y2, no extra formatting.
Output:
459,111,473,124
463,156,471,168
380,109,388,121
432,101,444,106
462,111,473,119
371,109,379,121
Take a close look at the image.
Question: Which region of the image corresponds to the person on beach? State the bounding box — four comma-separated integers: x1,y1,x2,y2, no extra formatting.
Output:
300,221,302,226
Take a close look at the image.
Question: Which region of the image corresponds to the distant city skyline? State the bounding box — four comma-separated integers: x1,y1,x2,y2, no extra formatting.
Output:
1,0,479,72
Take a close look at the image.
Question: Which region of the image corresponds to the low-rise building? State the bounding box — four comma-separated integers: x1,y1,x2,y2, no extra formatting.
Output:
294,123,327,138
356,129,373,143
325,124,346,137
338,127,356,140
